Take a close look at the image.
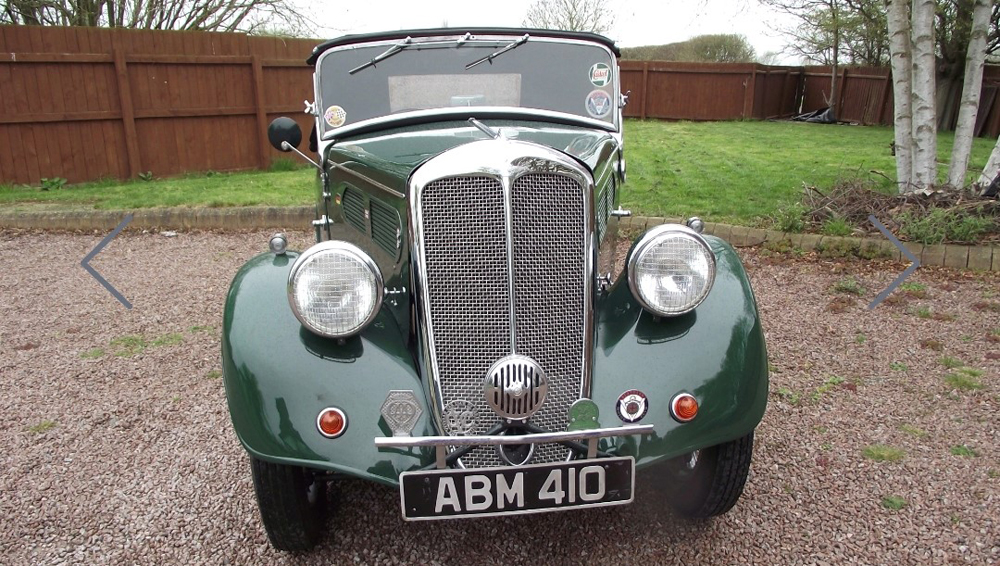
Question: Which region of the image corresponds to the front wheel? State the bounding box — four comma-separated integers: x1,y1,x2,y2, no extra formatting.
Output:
663,432,754,518
250,456,327,551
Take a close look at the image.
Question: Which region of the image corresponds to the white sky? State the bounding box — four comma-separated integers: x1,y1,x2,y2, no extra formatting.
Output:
301,1,801,63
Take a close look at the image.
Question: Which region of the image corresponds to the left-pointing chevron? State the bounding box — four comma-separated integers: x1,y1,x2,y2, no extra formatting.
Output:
81,213,133,310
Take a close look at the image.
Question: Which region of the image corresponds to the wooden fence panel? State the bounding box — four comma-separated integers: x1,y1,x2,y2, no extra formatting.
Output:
0,25,318,185
6,24,1000,186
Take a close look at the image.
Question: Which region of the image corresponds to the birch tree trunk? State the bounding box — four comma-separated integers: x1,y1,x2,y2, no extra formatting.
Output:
910,0,938,190
977,135,1000,187
887,0,913,191
947,0,992,189
828,0,840,113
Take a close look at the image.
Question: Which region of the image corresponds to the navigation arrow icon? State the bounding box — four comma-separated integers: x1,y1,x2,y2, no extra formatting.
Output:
81,213,133,309
868,214,920,310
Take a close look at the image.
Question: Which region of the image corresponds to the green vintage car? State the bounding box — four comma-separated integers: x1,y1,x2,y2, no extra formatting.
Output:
223,28,768,551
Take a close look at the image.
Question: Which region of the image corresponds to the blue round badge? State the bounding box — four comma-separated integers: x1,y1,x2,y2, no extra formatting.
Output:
586,90,613,119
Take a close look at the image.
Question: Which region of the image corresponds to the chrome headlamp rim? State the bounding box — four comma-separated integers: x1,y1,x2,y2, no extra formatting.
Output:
286,240,385,338
627,223,716,317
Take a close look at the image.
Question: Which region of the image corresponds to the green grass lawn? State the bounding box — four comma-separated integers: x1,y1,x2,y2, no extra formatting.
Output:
0,165,316,212
622,119,996,225
1,119,995,227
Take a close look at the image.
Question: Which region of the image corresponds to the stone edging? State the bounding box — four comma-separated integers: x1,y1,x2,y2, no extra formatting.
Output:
0,206,314,232
620,216,999,272
0,207,996,272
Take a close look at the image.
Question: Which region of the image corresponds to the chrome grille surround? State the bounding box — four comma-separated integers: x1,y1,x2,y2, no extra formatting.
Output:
410,139,594,469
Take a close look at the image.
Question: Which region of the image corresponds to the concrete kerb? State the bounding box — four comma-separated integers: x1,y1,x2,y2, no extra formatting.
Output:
0,206,314,232
0,208,996,272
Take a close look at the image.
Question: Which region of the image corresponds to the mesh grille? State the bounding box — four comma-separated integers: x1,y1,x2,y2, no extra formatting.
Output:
511,174,586,465
419,172,587,468
421,176,511,467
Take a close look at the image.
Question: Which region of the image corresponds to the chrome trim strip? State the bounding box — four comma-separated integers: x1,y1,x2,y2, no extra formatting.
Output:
502,170,517,352
376,424,653,448
324,107,616,142
579,159,596,400
409,139,595,436
327,161,405,199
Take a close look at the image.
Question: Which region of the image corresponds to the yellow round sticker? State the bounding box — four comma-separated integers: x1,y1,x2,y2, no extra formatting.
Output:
324,105,347,128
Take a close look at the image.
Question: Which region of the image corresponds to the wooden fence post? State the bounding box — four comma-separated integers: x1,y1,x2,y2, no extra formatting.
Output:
743,66,757,118
757,66,768,119
112,47,141,178
794,68,805,115
777,69,789,117
250,54,270,170
640,61,649,119
838,67,848,113
877,70,892,125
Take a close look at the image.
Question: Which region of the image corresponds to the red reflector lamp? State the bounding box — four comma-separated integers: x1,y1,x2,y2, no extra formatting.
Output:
670,393,699,423
317,407,348,438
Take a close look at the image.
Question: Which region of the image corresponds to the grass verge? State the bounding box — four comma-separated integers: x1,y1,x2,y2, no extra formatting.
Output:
2,120,996,228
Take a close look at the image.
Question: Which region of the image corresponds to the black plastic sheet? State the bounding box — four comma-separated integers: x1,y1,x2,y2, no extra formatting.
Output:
793,107,837,124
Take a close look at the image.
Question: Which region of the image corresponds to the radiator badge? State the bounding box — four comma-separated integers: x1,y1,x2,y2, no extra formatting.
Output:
567,398,601,431
380,390,422,437
443,400,477,435
616,389,648,423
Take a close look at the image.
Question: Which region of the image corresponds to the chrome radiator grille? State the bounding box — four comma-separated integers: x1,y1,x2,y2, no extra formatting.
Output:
511,174,586,465
419,172,587,468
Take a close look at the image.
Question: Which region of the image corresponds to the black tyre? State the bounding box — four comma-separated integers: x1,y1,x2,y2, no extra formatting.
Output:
663,431,754,518
250,456,327,551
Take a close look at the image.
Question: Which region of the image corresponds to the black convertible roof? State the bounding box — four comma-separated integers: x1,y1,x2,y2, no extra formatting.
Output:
305,28,620,65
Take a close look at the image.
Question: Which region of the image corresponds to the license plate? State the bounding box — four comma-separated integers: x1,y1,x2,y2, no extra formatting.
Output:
398,456,634,520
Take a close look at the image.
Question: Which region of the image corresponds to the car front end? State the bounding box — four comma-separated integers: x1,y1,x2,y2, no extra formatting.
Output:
222,28,768,550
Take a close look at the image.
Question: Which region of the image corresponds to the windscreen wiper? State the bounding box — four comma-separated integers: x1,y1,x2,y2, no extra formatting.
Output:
349,36,412,74
465,34,529,70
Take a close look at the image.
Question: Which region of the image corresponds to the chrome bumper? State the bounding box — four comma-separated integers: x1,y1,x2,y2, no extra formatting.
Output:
375,424,654,468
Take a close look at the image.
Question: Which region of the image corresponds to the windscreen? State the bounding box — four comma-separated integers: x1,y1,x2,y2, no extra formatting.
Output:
316,36,617,135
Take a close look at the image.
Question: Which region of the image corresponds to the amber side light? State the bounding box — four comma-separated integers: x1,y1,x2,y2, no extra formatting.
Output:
317,408,347,438
671,394,699,422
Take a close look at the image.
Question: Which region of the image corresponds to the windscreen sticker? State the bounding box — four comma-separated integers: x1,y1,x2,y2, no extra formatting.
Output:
324,105,347,128
585,90,613,119
589,62,611,86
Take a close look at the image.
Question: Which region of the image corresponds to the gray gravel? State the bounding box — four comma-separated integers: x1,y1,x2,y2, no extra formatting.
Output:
0,230,998,565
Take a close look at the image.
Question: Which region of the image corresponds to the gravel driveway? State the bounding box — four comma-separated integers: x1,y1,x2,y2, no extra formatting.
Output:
1,230,997,565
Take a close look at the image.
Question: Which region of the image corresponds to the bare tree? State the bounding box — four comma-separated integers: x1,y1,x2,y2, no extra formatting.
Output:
761,0,847,111
947,0,992,188
0,0,310,34
522,0,617,35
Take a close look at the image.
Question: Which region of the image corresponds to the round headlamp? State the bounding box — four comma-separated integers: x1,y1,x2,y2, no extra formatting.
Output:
627,225,716,316
287,241,383,338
